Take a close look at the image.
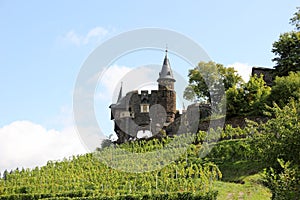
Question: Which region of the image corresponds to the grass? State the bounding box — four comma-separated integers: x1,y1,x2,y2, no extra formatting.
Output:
218,160,267,182
214,160,272,199
214,161,271,200
214,174,271,200
200,139,272,199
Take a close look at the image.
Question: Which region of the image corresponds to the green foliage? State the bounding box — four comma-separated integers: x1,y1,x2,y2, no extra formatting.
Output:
272,8,300,77
290,7,300,31
5,98,300,200
184,61,243,102
0,191,218,200
249,100,300,199
225,86,245,116
269,71,300,107
214,175,271,200
272,31,300,77
100,139,113,149
243,74,271,115
226,74,271,116
0,135,221,199
184,61,271,117
264,159,300,200
206,139,259,164
253,100,300,167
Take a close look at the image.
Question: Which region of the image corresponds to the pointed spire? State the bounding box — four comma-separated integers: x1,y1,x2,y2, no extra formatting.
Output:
163,48,168,65
158,48,175,82
117,82,123,102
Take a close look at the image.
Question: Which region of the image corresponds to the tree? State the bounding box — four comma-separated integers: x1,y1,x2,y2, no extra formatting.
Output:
290,7,300,31
269,71,300,107
100,139,113,149
226,85,246,116
226,74,271,116
272,8,300,77
184,61,243,102
272,32,300,77
264,159,300,200
252,100,300,199
243,74,271,115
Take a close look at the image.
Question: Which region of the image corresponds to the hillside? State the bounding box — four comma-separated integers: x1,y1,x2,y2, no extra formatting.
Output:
0,129,272,200
1,100,300,199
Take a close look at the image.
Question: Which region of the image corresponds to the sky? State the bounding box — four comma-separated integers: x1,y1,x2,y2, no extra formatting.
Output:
0,0,299,172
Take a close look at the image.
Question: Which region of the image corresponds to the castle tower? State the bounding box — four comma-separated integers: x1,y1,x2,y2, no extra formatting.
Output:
157,49,176,123
110,50,179,143
157,49,175,90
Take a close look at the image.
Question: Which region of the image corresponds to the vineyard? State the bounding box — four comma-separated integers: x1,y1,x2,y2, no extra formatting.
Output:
0,100,299,199
0,125,269,200
0,127,264,200
0,133,223,200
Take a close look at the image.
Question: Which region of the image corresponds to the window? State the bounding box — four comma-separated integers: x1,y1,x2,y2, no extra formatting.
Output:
140,104,149,113
120,111,130,118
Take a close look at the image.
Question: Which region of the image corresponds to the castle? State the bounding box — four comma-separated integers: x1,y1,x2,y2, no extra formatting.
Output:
109,51,274,143
109,50,186,143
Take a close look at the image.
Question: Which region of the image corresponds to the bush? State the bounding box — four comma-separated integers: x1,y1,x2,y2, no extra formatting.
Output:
264,159,300,200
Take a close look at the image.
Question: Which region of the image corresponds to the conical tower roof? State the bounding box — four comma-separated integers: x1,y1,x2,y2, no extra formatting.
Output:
157,49,175,82
117,82,123,102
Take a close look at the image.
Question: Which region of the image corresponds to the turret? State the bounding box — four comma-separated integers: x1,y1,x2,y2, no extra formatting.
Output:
157,49,176,91
157,49,176,123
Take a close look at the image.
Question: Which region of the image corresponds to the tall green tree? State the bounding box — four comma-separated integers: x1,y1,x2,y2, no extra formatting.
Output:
243,74,271,115
184,61,243,102
272,8,300,77
225,85,245,116
272,32,300,77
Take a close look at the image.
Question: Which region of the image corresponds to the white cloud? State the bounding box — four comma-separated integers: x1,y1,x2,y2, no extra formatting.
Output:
0,121,88,173
62,27,108,46
64,31,81,46
83,27,108,44
228,62,271,82
227,62,253,82
97,65,132,100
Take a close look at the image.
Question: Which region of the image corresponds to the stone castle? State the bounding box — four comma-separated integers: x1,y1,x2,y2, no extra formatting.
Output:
109,50,197,143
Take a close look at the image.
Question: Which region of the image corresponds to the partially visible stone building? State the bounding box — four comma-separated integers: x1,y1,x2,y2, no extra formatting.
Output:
251,67,274,86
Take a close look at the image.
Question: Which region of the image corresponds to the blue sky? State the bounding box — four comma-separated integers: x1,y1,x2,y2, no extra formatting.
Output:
0,0,299,172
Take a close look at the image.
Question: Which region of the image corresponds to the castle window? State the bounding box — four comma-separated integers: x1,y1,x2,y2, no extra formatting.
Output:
120,111,131,118
140,104,149,113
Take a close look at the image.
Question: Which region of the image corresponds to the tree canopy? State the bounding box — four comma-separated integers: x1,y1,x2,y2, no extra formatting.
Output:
272,8,300,77
290,7,300,31
269,71,300,107
272,32,300,77
251,100,300,199
226,74,271,116
184,61,243,103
